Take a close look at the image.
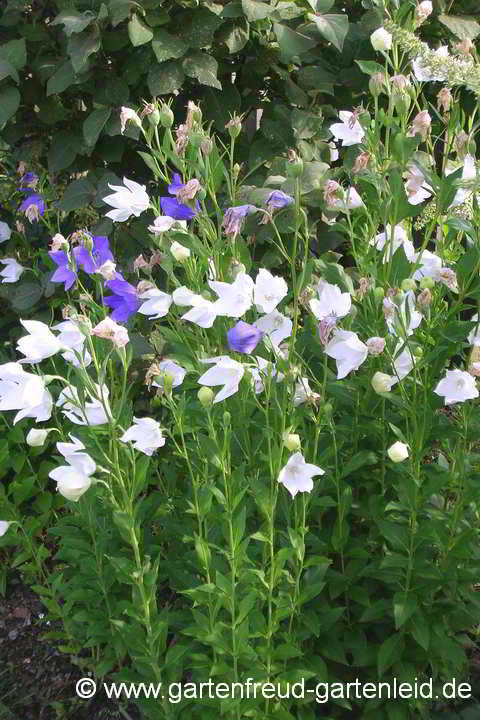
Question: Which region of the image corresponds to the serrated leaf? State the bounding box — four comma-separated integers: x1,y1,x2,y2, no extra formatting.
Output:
147,60,185,95
151,29,187,62
46,61,75,96
273,22,317,60
83,107,111,146
308,13,348,52
242,0,272,21
51,9,95,36
0,85,20,126
128,13,154,46
183,51,221,89
438,13,480,40
48,130,79,172
67,26,101,73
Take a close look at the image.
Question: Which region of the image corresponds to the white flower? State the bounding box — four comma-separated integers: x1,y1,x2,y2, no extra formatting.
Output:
172,286,217,328
26,428,50,447
148,215,177,234
57,384,110,425
97,260,117,280
412,46,448,82
52,319,91,367
0,521,10,536
370,27,392,52
412,249,442,280
434,369,479,405
0,221,11,243
120,417,166,456
209,272,254,318
92,317,129,348
253,310,292,349
468,314,480,346
16,320,63,364
309,281,351,321
253,268,288,314
277,452,325,498
170,241,191,263
57,434,86,459
330,111,365,146
371,224,416,263
152,359,186,389
292,377,321,407
371,371,396,393
0,258,25,283
325,329,368,379
0,362,52,424
404,165,433,205
103,177,150,222
387,441,409,463
449,154,476,208
197,356,244,403
49,446,96,502
392,341,416,383
138,288,173,320
119,106,142,134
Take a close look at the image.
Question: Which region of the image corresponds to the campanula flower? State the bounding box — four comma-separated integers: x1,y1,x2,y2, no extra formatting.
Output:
209,273,254,318
74,235,114,275
254,268,288,314
309,281,351,321
227,321,264,354
120,417,166,456
103,177,150,222
0,258,25,283
222,205,254,238
49,251,77,291
49,445,96,501
330,111,365,146
266,190,294,210
277,452,325,498
197,356,245,403
0,362,52,424
253,310,292,349
325,329,368,379
137,288,173,320
19,193,45,222
0,221,11,243
103,273,142,322
434,369,479,405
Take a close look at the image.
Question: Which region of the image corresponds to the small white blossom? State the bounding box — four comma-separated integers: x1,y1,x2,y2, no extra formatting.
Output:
0,258,25,283
325,329,368,379
103,177,150,222
277,452,325,498
370,27,392,52
197,356,245,403
292,377,321,407
17,320,63,364
152,359,186,389
0,362,52,424
209,273,254,318
371,225,415,263
172,286,217,328
434,369,478,405
254,268,288,314
57,384,110,426
120,417,166,456
253,310,292,349
309,281,351,321
330,111,365,147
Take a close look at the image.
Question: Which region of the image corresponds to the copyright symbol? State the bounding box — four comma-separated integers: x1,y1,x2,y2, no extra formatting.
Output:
76,677,97,699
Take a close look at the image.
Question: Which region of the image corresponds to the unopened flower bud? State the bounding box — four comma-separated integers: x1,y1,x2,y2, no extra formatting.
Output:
201,136,213,156
353,152,370,173
170,241,191,263
225,114,242,139
283,432,301,452
198,386,214,408
286,149,303,177
373,286,385,301
393,289,404,304
159,104,174,128
371,371,394,394
147,108,161,127
401,279,417,292
26,428,50,447
162,371,173,396
366,337,385,356
455,130,470,160
413,346,423,358
370,27,392,52
187,101,202,126
321,402,333,418
387,441,409,463
419,276,435,290
223,410,231,426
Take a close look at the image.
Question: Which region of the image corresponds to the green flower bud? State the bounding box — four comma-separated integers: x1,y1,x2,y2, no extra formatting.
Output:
159,104,174,129
401,278,417,292
283,432,301,452
373,286,385,301
223,411,231,426
322,402,333,418
147,108,161,127
198,387,214,408
419,276,435,290
413,346,423,358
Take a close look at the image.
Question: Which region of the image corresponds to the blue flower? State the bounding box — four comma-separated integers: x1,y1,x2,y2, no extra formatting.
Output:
159,173,197,220
49,251,77,291
19,193,45,221
103,273,141,322
74,235,114,275
227,321,264,354
267,190,294,209
222,205,254,238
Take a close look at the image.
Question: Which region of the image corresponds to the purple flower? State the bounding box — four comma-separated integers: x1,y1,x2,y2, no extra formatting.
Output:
168,173,184,195
74,236,114,275
19,173,39,191
103,273,141,322
227,321,264,354
49,251,77,291
222,205,253,238
160,197,196,220
19,193,45,222
267,190,294,209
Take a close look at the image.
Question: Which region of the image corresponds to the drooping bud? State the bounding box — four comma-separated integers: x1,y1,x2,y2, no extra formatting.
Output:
369,72,386,97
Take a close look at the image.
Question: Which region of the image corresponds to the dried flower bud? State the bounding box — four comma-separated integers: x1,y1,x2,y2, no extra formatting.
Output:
176,179,202,203
97,260,116,280
437,267,458,292
417,287,432,308
369,72,386,97
437,87,452,113
225,114,243,139
366,337,385,356
92,317,128,348
200,136,213,156
16,221,25,233
50,233,68,252
186,101,202,127
353,152,370,174
383,297,395,320
407,110,431,140
455,130,470,160
357,277,371,299
323,180,343,207
136,280,155,295
133,254,149,272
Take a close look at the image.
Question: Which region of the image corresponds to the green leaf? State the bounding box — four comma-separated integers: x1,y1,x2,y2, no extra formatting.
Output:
242,0,272,21
67,26,101,73
51,9,95,36
438,14,480,40
338,451,377,479
378,633,404,676
46,61,75,96
0,58,18,84
0,85,20,127
10,282,43,312
182,51,221,89
393,592,417,630
108,0,135,26
409,614,430,651
307,13,349,52
128,13,154,46
220,19,250,53
0,38,26,70
199,85,240,129
355,59,384,76
273,22,317,61
83,107,111,146
151,29,188,62
58,177,97,212
48,130,79,172
147,60,185,95
177,9,223,48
